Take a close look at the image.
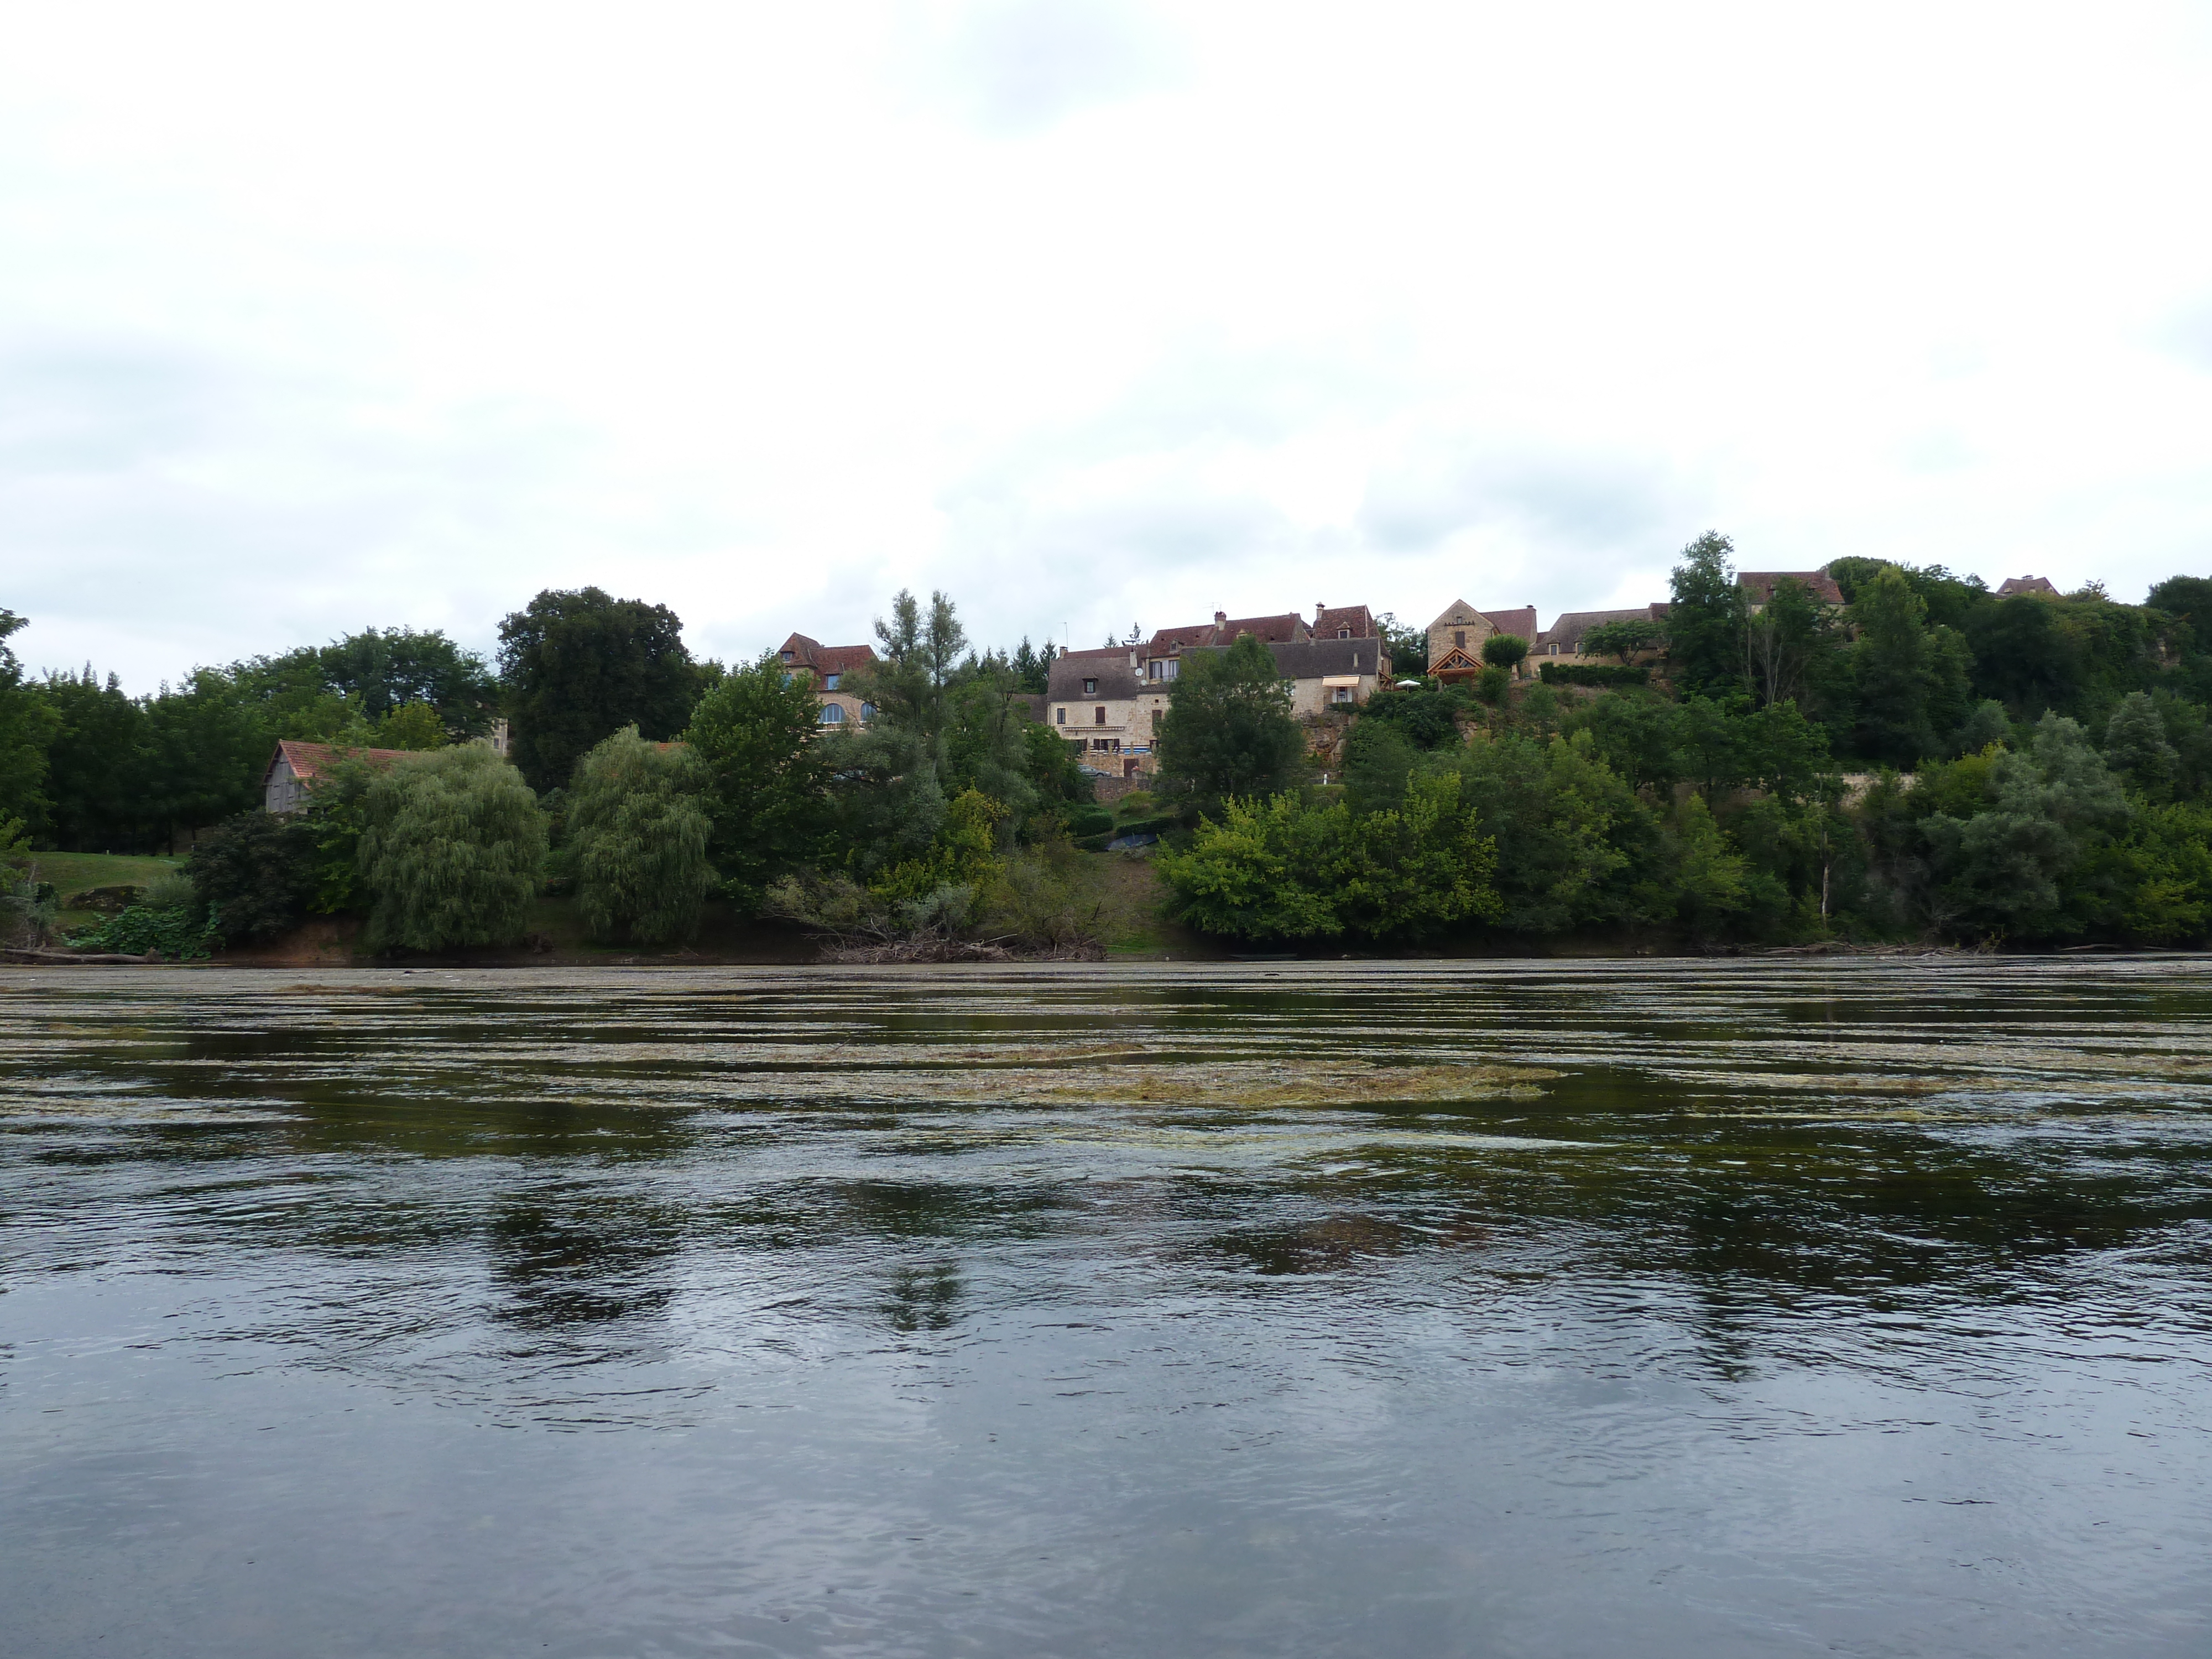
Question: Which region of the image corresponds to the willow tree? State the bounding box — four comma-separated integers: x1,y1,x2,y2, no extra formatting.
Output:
567,726,712,943
359,743,546,951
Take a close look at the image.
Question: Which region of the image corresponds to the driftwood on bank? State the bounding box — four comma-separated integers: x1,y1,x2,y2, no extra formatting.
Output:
818,933,1107,964
2,947,161,966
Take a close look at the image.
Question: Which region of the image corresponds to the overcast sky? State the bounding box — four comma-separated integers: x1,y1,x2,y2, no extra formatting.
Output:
6,1,2211,691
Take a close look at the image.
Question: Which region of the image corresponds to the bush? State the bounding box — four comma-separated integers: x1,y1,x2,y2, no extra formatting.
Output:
358,745,546,952
1066,805,1115,838
186,811,319,941
1539,664,1651,687
68,902,220,960
143,869,199,910
568,726,712,943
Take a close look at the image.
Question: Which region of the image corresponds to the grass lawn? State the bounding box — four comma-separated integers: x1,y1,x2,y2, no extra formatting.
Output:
25,851,182,900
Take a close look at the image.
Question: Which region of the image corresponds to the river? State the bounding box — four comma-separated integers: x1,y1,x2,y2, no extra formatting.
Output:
3,961,2209,1657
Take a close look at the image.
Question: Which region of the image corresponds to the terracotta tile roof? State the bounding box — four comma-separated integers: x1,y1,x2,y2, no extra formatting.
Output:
264,740,410,786
1996,575,2060,598
1312,604,1376,640
1738,571,1845,606
775,632,877,674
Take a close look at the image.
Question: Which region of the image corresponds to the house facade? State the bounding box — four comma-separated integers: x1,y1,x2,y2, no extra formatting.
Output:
1738,571,1844,612
261,740,408,814
776,633,879,728
1425,601,1538,682
1047,647,1149,778
1535,603,1671,669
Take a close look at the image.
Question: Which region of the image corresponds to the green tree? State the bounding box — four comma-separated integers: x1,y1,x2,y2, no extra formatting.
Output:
1357,681,1466,749
1481,632,1529,676
372,701,448,750
1454,731,1657,933
568,726,712,943
1666,531,1747,697
316,627,499,733
1339,717,1422,815
1155,632,1305,821
1566,691,1681,794
185,811,319,942
1375,613,1430,677
685,653,832,908
139,670,268,848
36,667,150,851
1742,577,1832,709
2104,691,2178,800
1580,616,1665,667
498,587,700,791
0,611,61,831
358,745,546,951
1331,771,1500,940
1157,795,1343,941
1848,567,1942,766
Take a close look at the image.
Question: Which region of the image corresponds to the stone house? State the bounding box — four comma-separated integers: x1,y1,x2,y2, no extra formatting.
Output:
775,633,879,728
1424,600,1538,682
261,740,408,814
1534,603,1671,669
1996,575,2060,598
1271,637,1390,713
1047,646,1150,779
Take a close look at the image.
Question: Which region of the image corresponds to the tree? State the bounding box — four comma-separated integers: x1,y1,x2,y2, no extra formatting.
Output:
184,811,319,942
1357,682,1466,749
1580,617,1665,667
685,654,832,908
1155,633,1306,821
0,611,61,832
1848,567,1937,766
1482,633,1530,676
1666,531,1747,697
138,670,268,850
316,628,498,734
1375,613,1430,677
358,745,546,951
1453,731,1657,933
372,702,448,751
873,588,967,689
2105,691,2178,799
1741,577,1828,709
568,727,712,943
36,667,150,851
1157,795,1343,941
1009,637,1058,695
498,587,700,791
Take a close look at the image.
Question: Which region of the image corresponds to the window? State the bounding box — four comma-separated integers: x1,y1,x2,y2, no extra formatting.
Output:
1055,706,1066,724
1332,685,1353,705
1094,705,1107,724
780,650,794,662
860,702,876,721
1082,677,1097,695
818,703,844,724
1148,661,1161,680
1453,629,1465,649
824,672,839,690
1338,628,1350,638
781,673,795,686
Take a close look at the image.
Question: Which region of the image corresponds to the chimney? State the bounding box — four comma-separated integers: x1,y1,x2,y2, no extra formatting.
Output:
1214,610,1227,625
1315,601,1326,623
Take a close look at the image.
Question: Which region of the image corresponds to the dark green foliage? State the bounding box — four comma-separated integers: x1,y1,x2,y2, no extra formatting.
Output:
568,727,712,943
1481,633,1529,671
1009,638,1057,695
1579,617,1666,666
68,901,221,960
36,667,149,851
685,654,831,909
1340,718,1420,815
1157,774,1499,943
1538,664,1650,687
1453,731,1656,934
358,745,546,952
1567,691,1681,792
312,628,498,732
185,811,319,941
1375,613,1430,677
1665,531,1747,697
0,611,61,831
2105,692,2177,800
498,587,701,791
1360,682,1467,747
1155,633,1306,822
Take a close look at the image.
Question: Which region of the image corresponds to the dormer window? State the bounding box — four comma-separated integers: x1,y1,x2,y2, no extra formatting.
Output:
824,673,840,690
780,650,794,662
1082,677,1097,695
1338,628,1349,638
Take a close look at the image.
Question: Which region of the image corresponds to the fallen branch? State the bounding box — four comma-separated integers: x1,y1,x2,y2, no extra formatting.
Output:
2,947,161,965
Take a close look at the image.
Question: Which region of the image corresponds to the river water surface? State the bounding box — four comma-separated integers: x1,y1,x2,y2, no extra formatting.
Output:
3,961,2209,1657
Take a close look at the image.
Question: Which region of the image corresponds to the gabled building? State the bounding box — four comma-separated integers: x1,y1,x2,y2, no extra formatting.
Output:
1140,610,1312,686
1271,637,1390,712
262,740,408,815
1424,600,1538,682
1311,602,1377,641
1996,575,2061,598
1535,603,1671,669
775,632,879,728
1048,646,1148,778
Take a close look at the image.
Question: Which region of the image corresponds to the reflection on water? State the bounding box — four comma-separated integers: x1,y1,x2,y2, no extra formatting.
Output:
3,961,2210,1657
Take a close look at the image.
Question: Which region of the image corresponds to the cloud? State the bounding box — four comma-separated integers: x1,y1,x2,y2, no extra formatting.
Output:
1358,442,1688,556
925,0,1181,133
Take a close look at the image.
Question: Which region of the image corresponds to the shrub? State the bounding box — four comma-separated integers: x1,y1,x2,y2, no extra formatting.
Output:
568,726,712,943
1538,664,1651,687
186,811,319,941
68,902,220,960
358,744,546,952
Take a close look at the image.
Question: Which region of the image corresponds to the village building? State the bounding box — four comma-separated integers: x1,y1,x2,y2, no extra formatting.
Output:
1997,575,2061,598
1272,637,1390,713
261,740,408,814
1535,603,1671,668
1738,571,1845,612
775,632,879,727
1424,601,1538,682
1047,646,1149,778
